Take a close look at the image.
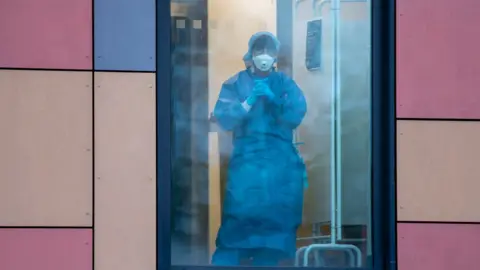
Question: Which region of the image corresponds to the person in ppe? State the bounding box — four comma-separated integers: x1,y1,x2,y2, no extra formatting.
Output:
211,31,307,266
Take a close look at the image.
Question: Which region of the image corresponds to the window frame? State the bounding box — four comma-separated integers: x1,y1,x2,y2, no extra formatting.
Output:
155,0,397,269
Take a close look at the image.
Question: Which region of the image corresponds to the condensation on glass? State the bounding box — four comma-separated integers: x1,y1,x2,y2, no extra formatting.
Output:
170,0,372,267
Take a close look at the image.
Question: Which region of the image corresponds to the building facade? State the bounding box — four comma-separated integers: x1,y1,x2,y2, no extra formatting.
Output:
0,0,477,270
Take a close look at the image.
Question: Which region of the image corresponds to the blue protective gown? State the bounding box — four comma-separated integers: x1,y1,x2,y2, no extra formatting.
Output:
212,67,307,259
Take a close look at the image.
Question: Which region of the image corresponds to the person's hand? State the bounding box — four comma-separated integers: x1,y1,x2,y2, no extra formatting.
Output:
253,81,275,101
245,94,257,106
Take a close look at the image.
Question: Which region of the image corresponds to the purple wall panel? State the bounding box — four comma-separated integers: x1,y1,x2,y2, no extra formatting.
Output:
398,223,480,270
397,0,480,119
0,229,92,270
0,0,92,69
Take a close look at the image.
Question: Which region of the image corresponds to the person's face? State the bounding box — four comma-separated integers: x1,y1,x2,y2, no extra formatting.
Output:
251,35,278,57
252,47,278,58
251,36,278,73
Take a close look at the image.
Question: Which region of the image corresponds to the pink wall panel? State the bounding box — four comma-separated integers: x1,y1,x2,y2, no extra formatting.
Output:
0,229,92,270
397,0,480,119
0,0,92,69
398,223,480,270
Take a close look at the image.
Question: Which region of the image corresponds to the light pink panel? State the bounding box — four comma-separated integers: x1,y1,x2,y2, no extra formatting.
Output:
397,120,480,222
0,229,92,270
397,0,480,119
94,72,156,270
398,223,480,270
0,70,92,226
0,0,92,69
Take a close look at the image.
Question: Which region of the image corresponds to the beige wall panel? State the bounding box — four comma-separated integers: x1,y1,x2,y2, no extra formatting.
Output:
0,70,92,226
94,72,156,270
397,120,480,222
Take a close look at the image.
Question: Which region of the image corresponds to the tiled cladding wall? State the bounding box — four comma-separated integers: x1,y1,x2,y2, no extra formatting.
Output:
0,0,156,270
397,0,480,269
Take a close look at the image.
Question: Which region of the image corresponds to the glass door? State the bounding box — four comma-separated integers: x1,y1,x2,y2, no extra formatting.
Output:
156,0,395,269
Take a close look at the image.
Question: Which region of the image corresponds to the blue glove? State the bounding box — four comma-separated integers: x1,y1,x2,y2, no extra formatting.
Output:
253,81,275,101
245,95,257,106
245,79,271,106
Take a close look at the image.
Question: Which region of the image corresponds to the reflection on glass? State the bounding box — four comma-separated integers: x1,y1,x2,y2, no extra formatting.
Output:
170,0,372,267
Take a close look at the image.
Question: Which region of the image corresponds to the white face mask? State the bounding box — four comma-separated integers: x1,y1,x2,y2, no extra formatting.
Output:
252,54,275,72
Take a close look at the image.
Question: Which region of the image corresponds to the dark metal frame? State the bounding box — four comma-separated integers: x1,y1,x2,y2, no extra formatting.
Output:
156,0,396,269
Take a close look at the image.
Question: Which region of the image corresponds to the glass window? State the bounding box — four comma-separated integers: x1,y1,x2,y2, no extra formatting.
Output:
165,0,378,268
